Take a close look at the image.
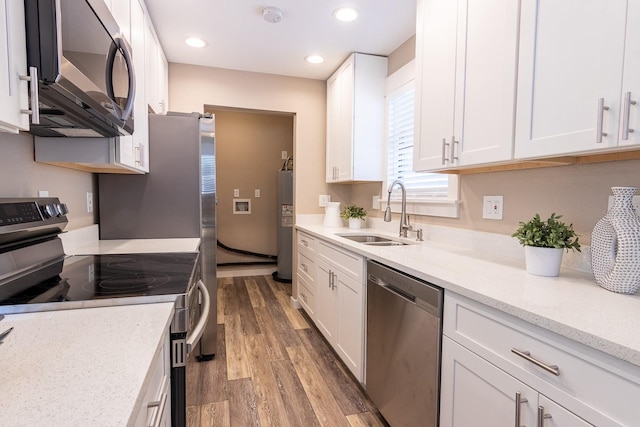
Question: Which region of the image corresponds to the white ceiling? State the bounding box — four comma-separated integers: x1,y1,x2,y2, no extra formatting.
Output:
144,0,417,81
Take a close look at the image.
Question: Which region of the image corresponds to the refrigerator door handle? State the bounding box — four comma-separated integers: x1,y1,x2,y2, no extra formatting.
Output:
186,280,210,353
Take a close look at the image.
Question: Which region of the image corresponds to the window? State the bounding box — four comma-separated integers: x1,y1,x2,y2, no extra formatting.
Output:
385,60,459,218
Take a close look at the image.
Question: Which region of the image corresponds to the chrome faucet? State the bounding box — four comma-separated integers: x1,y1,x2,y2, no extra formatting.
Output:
384,180,412,238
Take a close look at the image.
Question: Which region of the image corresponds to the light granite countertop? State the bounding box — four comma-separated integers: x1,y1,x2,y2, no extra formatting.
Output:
296,223,640,368
0,303,174,426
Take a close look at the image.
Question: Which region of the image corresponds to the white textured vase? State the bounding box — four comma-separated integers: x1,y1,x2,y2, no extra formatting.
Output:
348,218,362,229
323,202,342,227
591,187,640,294
525,246,564,277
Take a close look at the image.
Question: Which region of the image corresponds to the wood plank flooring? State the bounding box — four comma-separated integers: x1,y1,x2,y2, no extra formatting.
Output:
186,275,387,427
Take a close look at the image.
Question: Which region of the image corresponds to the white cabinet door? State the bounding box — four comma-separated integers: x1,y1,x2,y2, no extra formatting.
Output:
413,0,457,171
130,0,148,172
326,72,341,182
414,0,517,171
325,53,386,182
315,259,337,343
0,0,30,134
538,395,594,427
440,336,538,427
109,0,131,42
515,0,628,159
157,49,169,114
335,272,364,380
619,0,640,147
452,0,518,166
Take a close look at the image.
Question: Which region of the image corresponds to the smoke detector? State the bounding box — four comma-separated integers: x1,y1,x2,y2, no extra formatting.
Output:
262,7,283,23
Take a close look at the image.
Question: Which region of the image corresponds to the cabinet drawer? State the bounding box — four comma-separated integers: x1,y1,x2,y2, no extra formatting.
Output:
297,231,316,255
134,335,170,427
317,240,364,282
297,250,315,284
297,273,315,317
444,292,640,426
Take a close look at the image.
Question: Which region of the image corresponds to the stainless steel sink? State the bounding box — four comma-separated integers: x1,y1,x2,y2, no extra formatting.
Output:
337,234,410,246
338,234,394,243
363,241,408,246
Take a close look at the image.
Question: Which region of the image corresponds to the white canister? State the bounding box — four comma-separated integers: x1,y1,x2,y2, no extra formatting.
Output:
323,202,343,227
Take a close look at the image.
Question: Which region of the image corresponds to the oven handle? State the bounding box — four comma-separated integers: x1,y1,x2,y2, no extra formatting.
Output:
186,280,210,354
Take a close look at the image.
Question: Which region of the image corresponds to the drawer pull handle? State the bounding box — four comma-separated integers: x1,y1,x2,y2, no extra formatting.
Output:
301,262,308,272
147,377,169,427
300,292,307,302
537,406,552,427
511,348,559,376
515,392,528,427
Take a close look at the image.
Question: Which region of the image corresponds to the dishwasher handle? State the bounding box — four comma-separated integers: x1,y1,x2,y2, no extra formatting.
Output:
379,281,416,304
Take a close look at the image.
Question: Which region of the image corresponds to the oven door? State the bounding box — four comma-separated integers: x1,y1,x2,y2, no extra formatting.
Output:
186,280,210,354
171,279,210,427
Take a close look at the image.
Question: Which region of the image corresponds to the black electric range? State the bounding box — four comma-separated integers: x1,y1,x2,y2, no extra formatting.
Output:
0,252,200,313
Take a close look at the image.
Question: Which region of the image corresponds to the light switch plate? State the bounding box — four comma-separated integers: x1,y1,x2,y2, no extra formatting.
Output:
234,189,240,197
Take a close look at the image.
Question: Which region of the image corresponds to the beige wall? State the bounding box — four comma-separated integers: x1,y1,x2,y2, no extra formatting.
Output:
207,108,293,259
168,63,338,216
0,132,96,230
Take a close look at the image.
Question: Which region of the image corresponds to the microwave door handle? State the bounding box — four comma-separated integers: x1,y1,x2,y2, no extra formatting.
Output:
185,280,210,354
105,37,136,121
119,37,135,121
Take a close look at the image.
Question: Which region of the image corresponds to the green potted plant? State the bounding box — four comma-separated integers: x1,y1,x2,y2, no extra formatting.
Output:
341,204,367,229
512,213,581,277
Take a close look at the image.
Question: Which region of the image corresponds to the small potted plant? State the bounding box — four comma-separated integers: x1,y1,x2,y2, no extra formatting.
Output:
512,213,581,277
341,204,367,229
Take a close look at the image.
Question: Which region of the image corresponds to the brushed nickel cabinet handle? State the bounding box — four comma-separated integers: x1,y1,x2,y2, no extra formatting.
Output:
19,66,40,124
441,138,449,164
300,292,307,303
596,97,609,143
623,91,636,140
537,406,552,427
301,262,308,272
451,136,459,163
515,392,528,427
511,348,559,376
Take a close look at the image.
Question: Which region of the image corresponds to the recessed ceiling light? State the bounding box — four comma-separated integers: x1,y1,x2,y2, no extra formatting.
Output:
185,37,207,48
305,55,325,64
333,7,358,22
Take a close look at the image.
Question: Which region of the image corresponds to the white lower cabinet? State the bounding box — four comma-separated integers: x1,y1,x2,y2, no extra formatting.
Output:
134,332,171,427
441,337,591,427
295,232,365,382
442,292,640,426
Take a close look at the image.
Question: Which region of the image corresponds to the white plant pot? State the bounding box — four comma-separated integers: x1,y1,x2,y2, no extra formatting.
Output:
348,218,362,229
524,246,564,277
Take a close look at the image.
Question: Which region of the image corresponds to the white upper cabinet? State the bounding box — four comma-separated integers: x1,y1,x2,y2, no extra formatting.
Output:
414,0,519,172
0,0,30,134
129,0,148,172
145,22,168,115
619,0,640,147
325,53,387,183
108,0,131,41
515,0,629,158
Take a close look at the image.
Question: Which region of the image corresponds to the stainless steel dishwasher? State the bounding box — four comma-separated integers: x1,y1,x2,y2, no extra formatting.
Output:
365,260,443,427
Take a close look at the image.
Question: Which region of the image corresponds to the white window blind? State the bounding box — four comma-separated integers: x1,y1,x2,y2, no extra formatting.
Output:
386,80,450,202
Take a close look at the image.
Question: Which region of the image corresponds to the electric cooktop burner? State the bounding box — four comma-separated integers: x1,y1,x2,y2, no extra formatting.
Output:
1,252,199,307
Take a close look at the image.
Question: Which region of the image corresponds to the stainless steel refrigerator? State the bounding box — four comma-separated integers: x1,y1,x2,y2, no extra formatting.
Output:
98,112,217,359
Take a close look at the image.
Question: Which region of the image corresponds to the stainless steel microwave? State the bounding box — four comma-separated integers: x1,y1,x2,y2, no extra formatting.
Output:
24,0,135,137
